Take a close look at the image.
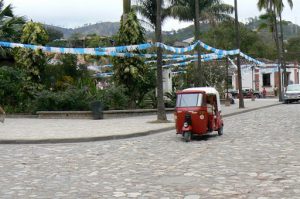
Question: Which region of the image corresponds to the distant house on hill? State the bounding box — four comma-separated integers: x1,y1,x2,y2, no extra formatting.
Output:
174,37,194,47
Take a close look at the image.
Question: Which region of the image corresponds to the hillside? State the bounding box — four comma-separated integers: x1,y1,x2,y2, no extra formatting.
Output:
44,18,300,45
45,22,120,38
246,17,300,41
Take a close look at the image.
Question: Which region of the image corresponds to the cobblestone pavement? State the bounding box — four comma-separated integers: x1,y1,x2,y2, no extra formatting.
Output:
0,103,299,198
0,99,279,142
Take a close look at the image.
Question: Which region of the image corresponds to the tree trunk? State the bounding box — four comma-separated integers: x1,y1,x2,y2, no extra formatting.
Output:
273,6,283,102
194,0,203,87
279,12,287,87
156,0,167,121
234,0,245,108
122,0,131,22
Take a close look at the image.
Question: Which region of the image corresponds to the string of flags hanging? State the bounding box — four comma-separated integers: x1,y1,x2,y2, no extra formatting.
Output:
0,40,265,66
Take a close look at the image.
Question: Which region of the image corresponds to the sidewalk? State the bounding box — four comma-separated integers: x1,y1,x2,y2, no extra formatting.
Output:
0,99,281,144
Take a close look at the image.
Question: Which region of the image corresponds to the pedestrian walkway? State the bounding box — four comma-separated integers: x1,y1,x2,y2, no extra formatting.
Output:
0,99,281,144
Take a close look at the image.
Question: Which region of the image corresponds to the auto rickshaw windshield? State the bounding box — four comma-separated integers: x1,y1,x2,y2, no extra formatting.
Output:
176,93,203,107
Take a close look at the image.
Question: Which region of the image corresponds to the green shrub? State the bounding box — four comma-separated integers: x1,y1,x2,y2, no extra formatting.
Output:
34,88,92,111
0,66,41,113
95,86,129,110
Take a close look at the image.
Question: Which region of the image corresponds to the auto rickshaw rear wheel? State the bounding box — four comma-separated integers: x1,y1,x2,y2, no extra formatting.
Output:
218,126,223,136
184,132,192,142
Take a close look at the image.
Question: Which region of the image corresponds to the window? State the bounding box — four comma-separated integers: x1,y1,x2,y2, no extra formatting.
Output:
286,72,291,84
176,93,203,107
287,84,300,91
227,75,233,88
263,73,271,87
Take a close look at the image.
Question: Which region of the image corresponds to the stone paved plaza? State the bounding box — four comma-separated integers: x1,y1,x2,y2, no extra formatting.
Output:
0,103,299,198
0,99,279,142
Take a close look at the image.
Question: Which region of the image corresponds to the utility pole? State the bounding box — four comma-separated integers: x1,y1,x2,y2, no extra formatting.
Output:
234,0,245,108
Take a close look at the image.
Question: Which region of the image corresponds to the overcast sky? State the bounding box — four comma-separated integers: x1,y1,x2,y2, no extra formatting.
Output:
4,0,299,31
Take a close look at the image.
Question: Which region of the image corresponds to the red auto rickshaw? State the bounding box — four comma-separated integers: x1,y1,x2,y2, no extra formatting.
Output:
174,87,224,142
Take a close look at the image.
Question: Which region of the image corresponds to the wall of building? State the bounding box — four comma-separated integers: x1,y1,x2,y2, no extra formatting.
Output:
231,63,300,95
163,69,173,94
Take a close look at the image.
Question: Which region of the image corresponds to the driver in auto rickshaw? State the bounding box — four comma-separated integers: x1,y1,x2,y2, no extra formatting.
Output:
207,95,217,131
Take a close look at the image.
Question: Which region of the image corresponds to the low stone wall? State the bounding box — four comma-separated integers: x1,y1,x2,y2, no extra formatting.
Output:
36,108,175,119
37,111,93,119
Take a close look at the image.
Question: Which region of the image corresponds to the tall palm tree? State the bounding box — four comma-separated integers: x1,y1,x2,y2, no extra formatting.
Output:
132,0,171,29
0,0,24,40
156,0,167,121
0,0,25,57
234,0,245,108
123,0,131,22
170,0,233,86
134,0,170,121
257,0,292,100
276,0,293,87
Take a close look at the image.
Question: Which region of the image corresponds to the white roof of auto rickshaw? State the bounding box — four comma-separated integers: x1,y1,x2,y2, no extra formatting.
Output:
183,87,221,111
184,87,219,95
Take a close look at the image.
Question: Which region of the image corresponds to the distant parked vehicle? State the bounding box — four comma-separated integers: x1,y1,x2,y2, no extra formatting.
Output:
229,88,262,99
283,84,300,104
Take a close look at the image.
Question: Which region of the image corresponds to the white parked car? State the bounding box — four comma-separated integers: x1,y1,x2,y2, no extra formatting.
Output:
283,84,300,104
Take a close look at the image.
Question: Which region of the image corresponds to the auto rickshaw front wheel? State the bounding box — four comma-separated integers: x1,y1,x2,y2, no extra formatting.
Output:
218,126,224,136
184,132,192,142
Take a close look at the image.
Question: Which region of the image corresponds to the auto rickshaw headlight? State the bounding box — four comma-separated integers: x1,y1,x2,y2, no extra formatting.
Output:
199,114,205,120
183,122,189,128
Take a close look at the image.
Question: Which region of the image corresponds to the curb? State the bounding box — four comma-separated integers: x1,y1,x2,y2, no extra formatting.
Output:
222,103,282,118
0,103,282,144
0,127,175,145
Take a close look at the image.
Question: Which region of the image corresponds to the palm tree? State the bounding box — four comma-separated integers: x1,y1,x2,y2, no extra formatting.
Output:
234,0,245,108
170,0,233,86
0,0,24,40
123,0,131,22
277,0,293,87
0,0,24,56
132,0,171,29
257,0,292,100
134,0,170,121
156,0,167,121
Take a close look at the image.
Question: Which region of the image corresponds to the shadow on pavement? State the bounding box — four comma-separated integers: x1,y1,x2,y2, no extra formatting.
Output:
176,133,220,142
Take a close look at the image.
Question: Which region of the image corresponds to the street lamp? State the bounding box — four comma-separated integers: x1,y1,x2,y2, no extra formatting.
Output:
234,0,245,108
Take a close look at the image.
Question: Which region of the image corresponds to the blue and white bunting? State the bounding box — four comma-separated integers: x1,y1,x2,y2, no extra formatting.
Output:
0,40,265,66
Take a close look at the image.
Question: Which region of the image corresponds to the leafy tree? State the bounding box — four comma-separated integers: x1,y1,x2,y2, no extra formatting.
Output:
13,21,49,82
202,20,276,59
286,36,300,62
112,11,155,108
44,26,64,42
21,21,49,45
67,32,85,47
0,66,42,113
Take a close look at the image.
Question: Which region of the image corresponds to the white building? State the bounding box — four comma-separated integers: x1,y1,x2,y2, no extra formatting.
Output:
163,68,173,94
231,63,300,95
